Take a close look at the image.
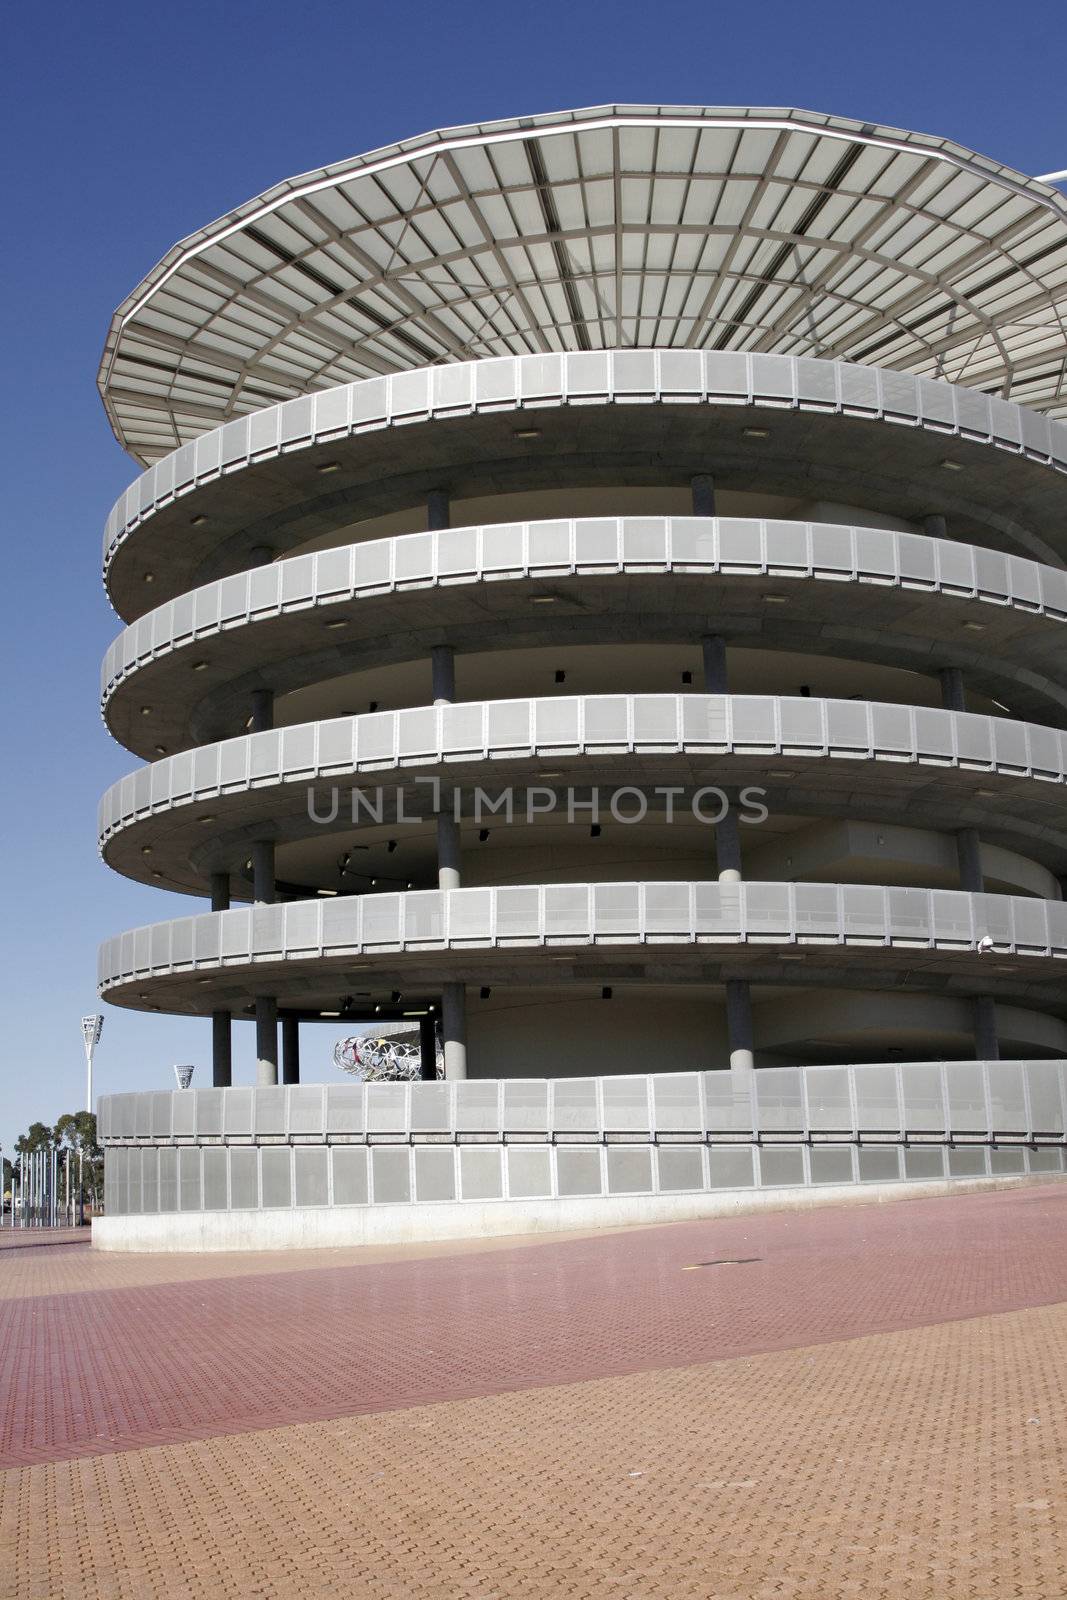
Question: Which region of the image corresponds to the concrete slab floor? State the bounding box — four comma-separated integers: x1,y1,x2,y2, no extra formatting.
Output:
2,1185,1066,1597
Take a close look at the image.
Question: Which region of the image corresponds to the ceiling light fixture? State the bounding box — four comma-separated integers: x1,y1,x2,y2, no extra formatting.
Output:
513,427,542,439
743,426,771,439
940,459,964,472
317,460,342,474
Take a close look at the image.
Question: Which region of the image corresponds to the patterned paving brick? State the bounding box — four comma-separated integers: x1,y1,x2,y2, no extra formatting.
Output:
2,1184,1067,1470
3,1301,1065,1599
0,1223,577,1303
0,1230,87,1253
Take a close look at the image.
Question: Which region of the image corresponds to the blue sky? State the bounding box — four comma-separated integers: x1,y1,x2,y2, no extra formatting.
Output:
2,0,1065,1151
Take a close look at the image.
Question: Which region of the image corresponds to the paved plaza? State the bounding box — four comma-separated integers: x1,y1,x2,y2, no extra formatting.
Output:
2,1185,1067,1597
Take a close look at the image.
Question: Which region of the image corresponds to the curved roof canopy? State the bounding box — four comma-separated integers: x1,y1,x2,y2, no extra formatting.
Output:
99,104,1067,463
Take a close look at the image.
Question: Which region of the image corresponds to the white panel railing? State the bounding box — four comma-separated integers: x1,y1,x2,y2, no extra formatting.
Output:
98,694,1067,845
97,882,1067,993
97,1058,1067,1147
101,516,1067,703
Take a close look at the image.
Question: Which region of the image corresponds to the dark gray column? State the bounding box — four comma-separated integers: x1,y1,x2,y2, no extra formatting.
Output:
939,666,966,713
210,872,230,912
252,840,276,905
725,979,755,1078
441,983,468,1079
715,810,743,882
419,1014,438,1080
211,1012,232,1087
250,688,274,733
437,810,461,891
691,474,716,517
939,669,982,889
973,995,1000,1061
701,634,728,694
255,996,278,1086
956,827,984,893
427,488,450,531
431,644,456,706
249,544,274,566
281,1015,300,1085
923,514,948,540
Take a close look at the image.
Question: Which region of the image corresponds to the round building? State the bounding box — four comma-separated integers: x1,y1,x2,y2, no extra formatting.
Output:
93,107,1067,1247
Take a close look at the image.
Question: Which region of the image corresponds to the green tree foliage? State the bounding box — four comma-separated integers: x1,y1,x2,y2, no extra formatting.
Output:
8,1111,103,1211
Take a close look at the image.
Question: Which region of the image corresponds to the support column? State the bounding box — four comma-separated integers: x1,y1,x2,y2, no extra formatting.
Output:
252,839,275,905
939,667,966,713
431,644,456,706
441,983,468,1080
281,1015,300,1085
702,632,741,878
255,996,278,1086
715,809,742,882
701,634,728,694
691,474,716,517
956,827,984,893
427,488,450,531
973,995,1000,1061
210,872,230,913
437,809,461,891
725,978,755,1080
249,544,274,566
923,514,948,540
939,668,983,889
250,688,274,732
419,1013,438,1080
211,1012,232,1087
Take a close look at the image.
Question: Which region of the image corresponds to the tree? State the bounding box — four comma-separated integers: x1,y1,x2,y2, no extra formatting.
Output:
54,1111,99,1156
14,1121,55,1155
11,1112,104,1218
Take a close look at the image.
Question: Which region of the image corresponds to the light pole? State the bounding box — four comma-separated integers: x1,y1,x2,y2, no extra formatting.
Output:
81,1015,103,1115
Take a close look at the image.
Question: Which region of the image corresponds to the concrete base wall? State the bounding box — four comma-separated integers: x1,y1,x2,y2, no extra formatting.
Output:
91,1171,1066,1254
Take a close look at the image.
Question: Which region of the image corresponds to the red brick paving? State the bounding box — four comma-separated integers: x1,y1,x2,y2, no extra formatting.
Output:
0,1229,89,1252
3,1184,1067,1470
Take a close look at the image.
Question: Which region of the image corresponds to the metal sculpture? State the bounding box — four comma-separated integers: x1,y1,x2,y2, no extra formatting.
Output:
333,1033,428,1083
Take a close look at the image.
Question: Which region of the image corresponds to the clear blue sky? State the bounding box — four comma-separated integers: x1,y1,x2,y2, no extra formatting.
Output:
2,0,1065,1151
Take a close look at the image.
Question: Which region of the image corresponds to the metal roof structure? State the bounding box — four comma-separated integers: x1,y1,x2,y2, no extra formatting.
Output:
99,105,1067,463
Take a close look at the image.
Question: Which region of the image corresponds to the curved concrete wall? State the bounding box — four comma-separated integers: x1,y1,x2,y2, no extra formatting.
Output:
94,1063,1067,1251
